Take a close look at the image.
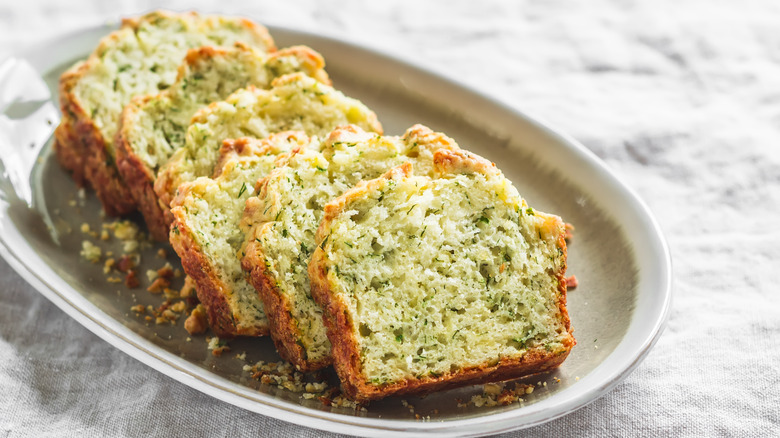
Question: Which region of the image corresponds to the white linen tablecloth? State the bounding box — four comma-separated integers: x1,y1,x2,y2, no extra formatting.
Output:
1,1,778,436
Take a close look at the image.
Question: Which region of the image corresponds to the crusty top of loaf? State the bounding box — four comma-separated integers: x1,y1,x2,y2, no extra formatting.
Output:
240,124,460,366
120,43,329,173
312,149,574,386
154,73,382,208
70,10,275,157
171,132,313,333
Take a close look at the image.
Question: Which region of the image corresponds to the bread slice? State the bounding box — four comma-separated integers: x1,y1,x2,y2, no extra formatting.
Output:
154,72,382,229
308,149,575,402
241,125,460,372
54,11,275,216
115,43,330,240
169,133,312,337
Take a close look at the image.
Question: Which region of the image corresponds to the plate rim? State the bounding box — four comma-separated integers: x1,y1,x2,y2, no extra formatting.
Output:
0,21,673,437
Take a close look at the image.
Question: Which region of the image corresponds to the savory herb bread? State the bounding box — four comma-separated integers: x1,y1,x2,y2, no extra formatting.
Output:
115,43,329,240
241,125,460,372
54,10,275,216
170,134,312,337
308,150,575,401
155,73,383,232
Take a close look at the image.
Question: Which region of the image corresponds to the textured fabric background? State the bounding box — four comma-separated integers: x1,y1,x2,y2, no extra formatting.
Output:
1,1,779,436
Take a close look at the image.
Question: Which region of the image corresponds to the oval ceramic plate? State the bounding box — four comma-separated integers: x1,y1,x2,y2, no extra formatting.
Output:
0,21,671,437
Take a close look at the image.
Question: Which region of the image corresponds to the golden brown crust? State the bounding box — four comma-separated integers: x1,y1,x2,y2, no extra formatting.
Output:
242,242,332,372
272,46,331,86
114,94,169,239
55,62,91,186
169,203,269,338
151,150,184,227
309,158,575,402
433,148,500,177
83,139,138,216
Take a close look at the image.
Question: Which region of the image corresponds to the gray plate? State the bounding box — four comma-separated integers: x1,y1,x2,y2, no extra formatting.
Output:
0,22,672,437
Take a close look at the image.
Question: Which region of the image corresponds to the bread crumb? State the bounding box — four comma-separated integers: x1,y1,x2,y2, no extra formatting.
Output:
107,276,122,283
80,223,90,234
122,240,139,253
156,248,167,258
242,360,362,409
207,336,230,356
564,223,574,241
100,230,110,241
124,270,140,288
147,277,170,294
109,220,138,241
156,263,174,279
566,275,578,289
457,382,534,408
80,240,101,263
483,383,502,395
235,352,247,361
184,304,208,335
116,255,136,273
170,301,187,313
146,269,158,282
130,304,145,313
103,257,116,274
162,287,179,300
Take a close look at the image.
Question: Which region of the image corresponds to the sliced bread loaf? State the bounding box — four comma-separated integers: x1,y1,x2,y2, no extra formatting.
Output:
169,133,312,337
54,11,275,216
241,125,460,372
115,43,329,240
154,72,382,228
308,150,575,401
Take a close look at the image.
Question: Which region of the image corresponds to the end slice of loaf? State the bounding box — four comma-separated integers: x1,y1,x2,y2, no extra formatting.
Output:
169,133,311,337
308,149,575,402
115,43,330,240
241,124,460,372
154,72,383,230
54,10,275,216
